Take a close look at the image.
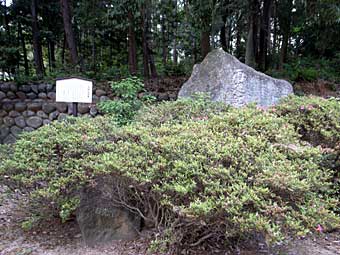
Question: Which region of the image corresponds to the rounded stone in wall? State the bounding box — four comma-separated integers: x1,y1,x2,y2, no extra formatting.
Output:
49,111,59,121
67,103,74,115
78,103,90,114
38,92,47,99
58,113,68,121
22,110,35,118
0,126,10,139
100,96,109,102
56,102,68,113
10,125,23,138
16,91,27,100
9,83,17,92
43,119,51,125
0,110,7,118
38,84,47,92
90,106,98,116
26,116,43,128
3,117,15,127
0,91,6,101
15,116,26,128
46,84,54,92
47,92,56,100
23,127,34,132
0,83,10,92
95,89,107,97
37,110,48,119
8,111,20,118
27,102,42,112
15,102,27,112
3,102,14,112
92,95,99,103
3,134,16,144
42,103,56,114
7,91,16,99
27,92,37,100
20,85,31,93
31,84,39,94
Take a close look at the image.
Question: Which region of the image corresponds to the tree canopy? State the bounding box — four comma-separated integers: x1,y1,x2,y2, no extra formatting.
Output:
0,0,339,81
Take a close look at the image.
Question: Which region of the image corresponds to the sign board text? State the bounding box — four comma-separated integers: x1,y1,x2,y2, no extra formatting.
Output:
56,78,93,103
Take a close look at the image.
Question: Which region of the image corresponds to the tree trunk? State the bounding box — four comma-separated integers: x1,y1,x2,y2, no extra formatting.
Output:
18,20,29,76
220,15,227,52
92,34,96,72
245,0,259,67
173,0,178,65
259,0,273,71
141,0,157,79
50,40,56,69
61,33,66,65
200,30,210,59
141,3,150,79
161,10,167,66
235,12,243,58
227,19,233,52
60,0,79,66
128,10,137,75
279,0,293,69
31,0,44,78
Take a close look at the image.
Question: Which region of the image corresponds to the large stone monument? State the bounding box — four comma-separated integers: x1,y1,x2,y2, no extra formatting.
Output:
178,49,293,107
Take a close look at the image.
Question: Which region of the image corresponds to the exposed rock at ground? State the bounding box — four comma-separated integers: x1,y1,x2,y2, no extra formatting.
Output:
179,49,293,107
76,178,141,247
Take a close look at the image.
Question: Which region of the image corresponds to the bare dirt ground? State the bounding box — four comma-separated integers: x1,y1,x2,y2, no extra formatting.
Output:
1,185,339,255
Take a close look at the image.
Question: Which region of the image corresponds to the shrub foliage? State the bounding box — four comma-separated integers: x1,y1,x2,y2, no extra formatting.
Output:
0,96,339,252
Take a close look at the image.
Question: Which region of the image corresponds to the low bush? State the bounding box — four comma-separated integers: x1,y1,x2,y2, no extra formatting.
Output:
0,97,339,253
275,96,340,209
98,77,155,125
267,57,340,83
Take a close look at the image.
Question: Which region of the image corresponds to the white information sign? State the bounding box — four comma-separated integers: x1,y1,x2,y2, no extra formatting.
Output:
56,78,93,103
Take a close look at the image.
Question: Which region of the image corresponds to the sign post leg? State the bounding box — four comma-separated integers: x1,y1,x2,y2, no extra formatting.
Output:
73,102,78,117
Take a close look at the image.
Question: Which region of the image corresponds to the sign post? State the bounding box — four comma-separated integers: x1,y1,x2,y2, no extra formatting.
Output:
56,78,93,117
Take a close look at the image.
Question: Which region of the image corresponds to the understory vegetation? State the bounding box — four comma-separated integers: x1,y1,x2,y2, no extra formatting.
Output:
0,96,339,253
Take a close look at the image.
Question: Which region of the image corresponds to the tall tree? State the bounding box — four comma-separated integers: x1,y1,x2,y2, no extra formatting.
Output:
245,0,259,67
278,0,292,69
31,0,44,77
127,9,137,75
141,0,157,79
258,0,273,70
60,0,79,66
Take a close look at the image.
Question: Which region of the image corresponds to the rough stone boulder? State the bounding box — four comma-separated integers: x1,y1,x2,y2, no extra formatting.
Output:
76,178,141,246
178,49,293,107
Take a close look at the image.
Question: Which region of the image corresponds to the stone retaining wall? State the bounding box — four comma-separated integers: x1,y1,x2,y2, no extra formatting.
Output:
0,82,109,144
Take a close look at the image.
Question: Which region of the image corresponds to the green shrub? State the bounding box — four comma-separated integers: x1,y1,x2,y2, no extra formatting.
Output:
275,96,340,209
1,98,339,252
267,57,340,83
135,93,231,127
98,77,155,125
0,117,115,221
